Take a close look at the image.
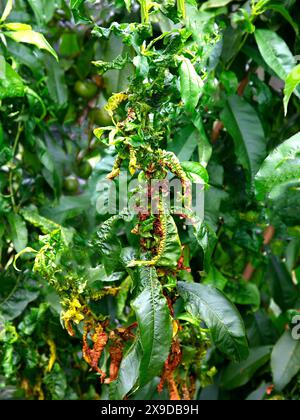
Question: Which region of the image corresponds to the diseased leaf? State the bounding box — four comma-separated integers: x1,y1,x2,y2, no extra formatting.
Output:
92,54,130,76
178,281,249,361
156,215,182,268
271,331,300,391
132,267,173,386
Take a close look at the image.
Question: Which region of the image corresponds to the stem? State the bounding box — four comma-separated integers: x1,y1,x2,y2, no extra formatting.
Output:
177,0,186,20
9,117,23,211
140,0,149,24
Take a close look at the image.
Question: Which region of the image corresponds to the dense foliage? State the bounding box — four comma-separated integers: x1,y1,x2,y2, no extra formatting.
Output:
1,0,300,401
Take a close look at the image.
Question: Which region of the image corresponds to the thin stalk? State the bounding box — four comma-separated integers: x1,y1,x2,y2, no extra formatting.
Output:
140,0,149,24
9,117,23,211
177,0,186,20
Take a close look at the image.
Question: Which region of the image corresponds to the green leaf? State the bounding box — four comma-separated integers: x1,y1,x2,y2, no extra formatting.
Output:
255,29,296,82
5,30,58,61
271,331,300,391
44,56,68,106
284,64,300,115
192,113,212,168
246,382,269,401
0,58,25,99
266,3,299,36
0,55,5,79
201,0,235,9
44,363,67,400
70,0,84,9
267,255,299,311
221,346,272,390
179,56,203,113
246,309,279,347
7,214,28,253
203,266,228,291
111,339,143,399
181,161,209,185
18,303,48,335
0,280,39,321
255,132,300,200
225,281,260,310
59,33,80,57
195,221,217,272
0,146,13,166
27,0,57,24
221,95,266,180
178,281,249,361
132,267,173,386
0,0,13,22
169,125,200,162
4,23,32,31
70,0,91,23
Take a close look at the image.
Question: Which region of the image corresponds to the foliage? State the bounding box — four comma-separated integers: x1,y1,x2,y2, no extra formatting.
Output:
1,0,300,401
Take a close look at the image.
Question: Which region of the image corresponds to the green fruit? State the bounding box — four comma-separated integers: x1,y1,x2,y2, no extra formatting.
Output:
74,80,98,99
64,176,79,194
89,107,112,126
77,161,92,180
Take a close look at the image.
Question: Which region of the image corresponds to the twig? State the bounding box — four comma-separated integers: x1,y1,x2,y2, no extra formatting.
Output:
9,118,24,211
